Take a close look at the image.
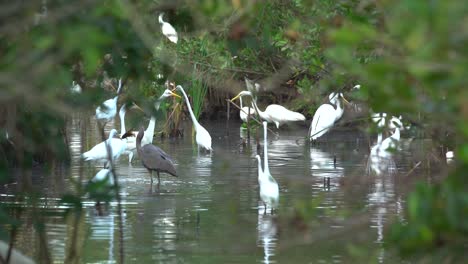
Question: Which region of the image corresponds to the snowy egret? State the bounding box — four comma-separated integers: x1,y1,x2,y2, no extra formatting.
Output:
95,79,123,122
176,85,212,153
231,91,305,128
158,14,178,43
255,121,279,213
309,92,347,141
136,126,177,184
82,129,127,166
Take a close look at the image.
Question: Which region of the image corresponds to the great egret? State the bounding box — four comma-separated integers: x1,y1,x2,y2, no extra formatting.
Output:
446,151,454,163
234,93,255,122
370,117,403,158
371,113,402,143
119,89,181,163
135,126,177,184
82,129,127,166
176,85,213,153
90,168,115,186
96,79,123,122
309,92,347,141
255,121,279,213
158,14,178,44
71,81,82,93
118,105,137,163
231,91,305,128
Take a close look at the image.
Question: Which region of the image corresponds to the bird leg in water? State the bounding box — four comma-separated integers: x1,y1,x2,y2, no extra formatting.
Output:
157,171,160,184
264,203,267,215
150,170,153,184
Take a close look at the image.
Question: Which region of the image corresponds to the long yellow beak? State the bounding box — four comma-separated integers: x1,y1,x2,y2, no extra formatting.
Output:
230,92,242,102
170,91,182,99
342,96,351,105
131,103,145,113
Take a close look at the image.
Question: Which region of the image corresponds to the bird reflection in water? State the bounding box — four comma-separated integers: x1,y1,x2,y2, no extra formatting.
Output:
257,209,278,264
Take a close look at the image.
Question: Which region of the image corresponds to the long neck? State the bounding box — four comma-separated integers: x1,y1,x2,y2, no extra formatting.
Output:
263,124,270,174
145,116,156,135
136,133,143,154
154,97,163,111
239,96,244,108
257,159,263,179
251,96,268,120
334,100,344,120
158,14,164,24
179,87,200,131
119,110,126,135
391,128,400,141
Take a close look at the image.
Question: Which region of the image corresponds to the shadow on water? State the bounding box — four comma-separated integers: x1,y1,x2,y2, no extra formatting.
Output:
1,115,421,263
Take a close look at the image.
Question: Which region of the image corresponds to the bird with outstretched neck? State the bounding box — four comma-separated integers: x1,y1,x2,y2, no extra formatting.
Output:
256,121,279,214
176,85,213,153
135,126,177,185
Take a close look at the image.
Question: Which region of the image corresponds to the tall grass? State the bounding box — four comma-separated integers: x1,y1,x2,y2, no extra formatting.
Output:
188,65,208,120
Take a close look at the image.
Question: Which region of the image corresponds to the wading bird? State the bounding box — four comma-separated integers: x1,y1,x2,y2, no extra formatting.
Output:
135,126,177,184
255,121,279,213
231,91,305,128
371,113,402,143
234,92,255,123
158,13,178,43
82,129,127,167
96,79,123,122
309,92,347,141
176,85,212,153
119,89,181,163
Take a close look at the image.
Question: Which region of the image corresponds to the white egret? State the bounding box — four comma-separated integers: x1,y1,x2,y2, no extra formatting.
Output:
255,121,279,213
370,117,403,158
176,85,212,153
371,113,402,143
95,79,123,122
90,168,115,186
231,91,305,128
446,150,454,163
82,129,127,166
71,81,82,93
237,94,255,122
119,89,181,163
158,14,178,44
309,92,347,141
118,105,137,163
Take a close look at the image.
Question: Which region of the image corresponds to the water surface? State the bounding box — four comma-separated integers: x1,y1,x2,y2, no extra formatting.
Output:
2,116,418,263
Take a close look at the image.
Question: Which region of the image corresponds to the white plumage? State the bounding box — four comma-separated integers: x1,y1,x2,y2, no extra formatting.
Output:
91,168,115,186
255,121,279,213
82,129,127,165
176,85,212,153
309,92,345,140
158,14,178,44
231,91,305,128
95,79,123,122
118,89,181,163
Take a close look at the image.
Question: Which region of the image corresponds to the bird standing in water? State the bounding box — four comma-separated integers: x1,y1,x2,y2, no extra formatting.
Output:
134,126,177,185
256,121,279,213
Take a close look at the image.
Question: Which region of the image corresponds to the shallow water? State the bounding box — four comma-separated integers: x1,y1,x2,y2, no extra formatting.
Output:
2,115,420,263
